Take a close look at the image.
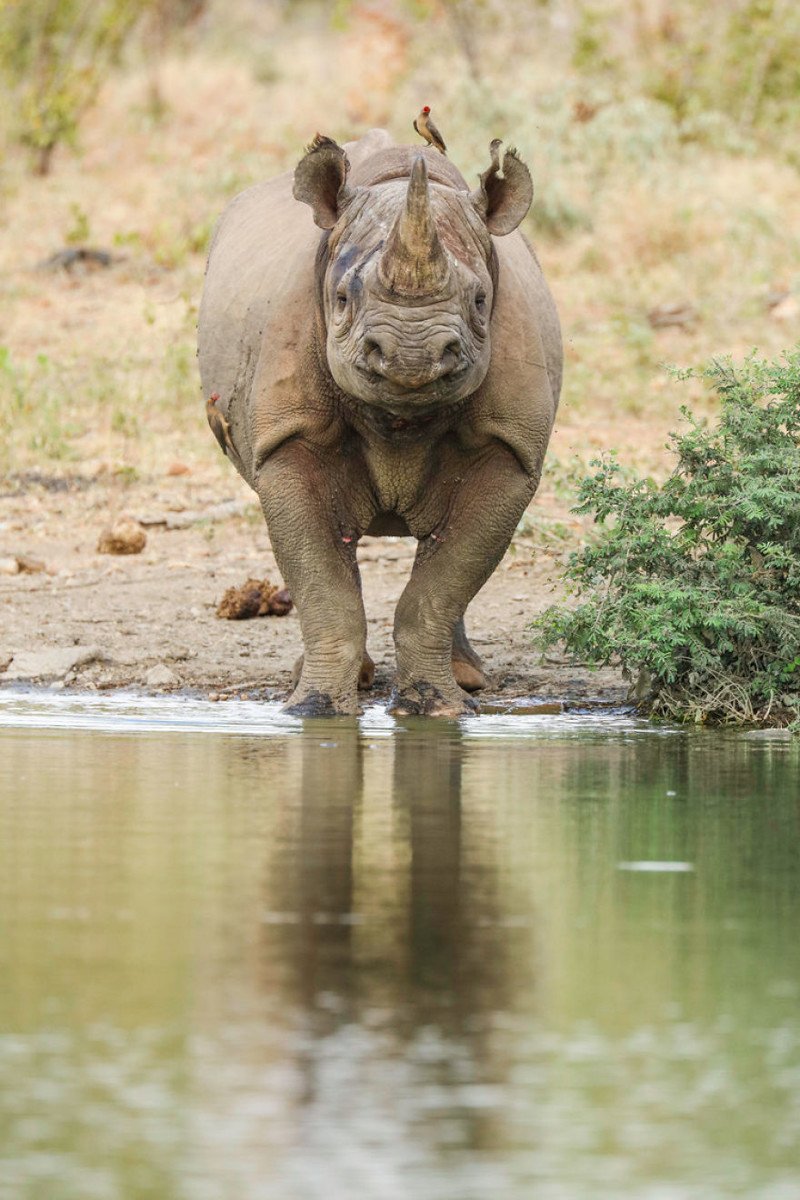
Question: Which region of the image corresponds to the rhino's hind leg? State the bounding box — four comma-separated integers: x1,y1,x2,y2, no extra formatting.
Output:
452,618,486,693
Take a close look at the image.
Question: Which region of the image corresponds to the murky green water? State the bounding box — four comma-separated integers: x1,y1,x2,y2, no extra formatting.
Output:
0,692,798,1200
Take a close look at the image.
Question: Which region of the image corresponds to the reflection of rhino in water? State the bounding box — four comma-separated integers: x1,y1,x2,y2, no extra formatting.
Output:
198,128,562,716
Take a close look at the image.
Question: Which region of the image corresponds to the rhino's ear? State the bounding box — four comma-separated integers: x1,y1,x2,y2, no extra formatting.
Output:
471,141,533,236
293,134,354,230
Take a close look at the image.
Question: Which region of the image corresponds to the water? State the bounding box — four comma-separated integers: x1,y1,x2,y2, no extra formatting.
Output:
0,691,798,1200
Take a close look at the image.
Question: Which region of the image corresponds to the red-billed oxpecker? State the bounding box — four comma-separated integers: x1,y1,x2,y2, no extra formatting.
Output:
413,106,447,155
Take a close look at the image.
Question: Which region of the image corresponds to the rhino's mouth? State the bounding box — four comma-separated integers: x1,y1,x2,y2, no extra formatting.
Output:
356,361,470,402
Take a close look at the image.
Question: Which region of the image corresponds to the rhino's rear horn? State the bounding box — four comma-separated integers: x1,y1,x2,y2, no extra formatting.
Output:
378,155,449,296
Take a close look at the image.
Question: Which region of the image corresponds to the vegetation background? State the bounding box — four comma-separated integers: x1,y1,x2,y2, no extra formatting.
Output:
0,0,799,711
2,0,799,478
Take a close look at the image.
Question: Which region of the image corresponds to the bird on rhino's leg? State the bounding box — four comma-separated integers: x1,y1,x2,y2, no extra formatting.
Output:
256,446,368,717
390,448,533,718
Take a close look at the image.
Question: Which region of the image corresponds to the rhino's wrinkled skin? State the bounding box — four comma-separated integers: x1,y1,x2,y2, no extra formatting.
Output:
198,129,562,716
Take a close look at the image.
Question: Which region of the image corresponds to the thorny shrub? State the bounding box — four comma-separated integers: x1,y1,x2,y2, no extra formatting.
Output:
534,352,800,726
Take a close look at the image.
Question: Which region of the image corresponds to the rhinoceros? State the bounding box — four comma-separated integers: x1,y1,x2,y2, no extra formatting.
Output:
198,128,562,716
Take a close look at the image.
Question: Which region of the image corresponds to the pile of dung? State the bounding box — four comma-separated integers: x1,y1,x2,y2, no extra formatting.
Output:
97,517,147,555
216,578,293,620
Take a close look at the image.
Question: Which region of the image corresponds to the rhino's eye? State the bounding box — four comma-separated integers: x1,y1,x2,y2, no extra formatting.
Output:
475,291,487,313
335,290,347,312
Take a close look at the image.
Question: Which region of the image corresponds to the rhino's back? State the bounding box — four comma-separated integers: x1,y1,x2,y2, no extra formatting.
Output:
496,232,562,406
198,171,315,421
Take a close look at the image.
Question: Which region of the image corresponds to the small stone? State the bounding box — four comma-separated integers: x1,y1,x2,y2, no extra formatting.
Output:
0,557,20,575
3,645,102,681
8,555,47,574
647,301,699,330
208,692,220,702
770,295,799,322
97,517,147,555
145,665,179,689
167,461,191,476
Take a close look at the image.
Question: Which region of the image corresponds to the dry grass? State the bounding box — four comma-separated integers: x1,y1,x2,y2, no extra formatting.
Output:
1,0,799,492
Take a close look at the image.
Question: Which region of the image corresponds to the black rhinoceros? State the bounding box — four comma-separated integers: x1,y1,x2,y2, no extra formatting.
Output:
198,128,562,716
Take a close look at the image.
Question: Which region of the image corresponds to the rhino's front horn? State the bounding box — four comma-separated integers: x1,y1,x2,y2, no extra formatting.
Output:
378,155,449,296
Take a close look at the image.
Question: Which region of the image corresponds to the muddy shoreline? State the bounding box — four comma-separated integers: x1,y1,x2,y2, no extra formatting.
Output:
0,473,627,711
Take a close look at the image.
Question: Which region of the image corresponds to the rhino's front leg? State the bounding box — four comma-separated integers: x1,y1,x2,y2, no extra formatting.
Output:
256,445,367,716
392,446,535,717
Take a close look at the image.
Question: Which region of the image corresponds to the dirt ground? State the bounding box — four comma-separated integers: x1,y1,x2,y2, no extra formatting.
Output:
0,465,626,710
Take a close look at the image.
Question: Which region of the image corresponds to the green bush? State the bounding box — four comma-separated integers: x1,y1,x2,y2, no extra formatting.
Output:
534,353,800,725
0,0,146,174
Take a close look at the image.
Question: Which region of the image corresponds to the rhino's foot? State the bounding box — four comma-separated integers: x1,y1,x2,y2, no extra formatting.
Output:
283,688,359,717
292,653,375,691
452,657,486,693
389,681,479,719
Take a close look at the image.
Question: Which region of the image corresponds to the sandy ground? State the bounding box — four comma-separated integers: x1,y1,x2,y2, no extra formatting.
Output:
0,467,626,711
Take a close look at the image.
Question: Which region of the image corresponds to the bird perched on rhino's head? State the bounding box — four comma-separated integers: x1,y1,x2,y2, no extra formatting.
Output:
413,105,447,155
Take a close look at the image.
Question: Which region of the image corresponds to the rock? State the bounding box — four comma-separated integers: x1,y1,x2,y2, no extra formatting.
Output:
769,295,799,322
37,247,117,272
0,557,20,575
647,302,699,330
3,645,102,682
216,578,293,620
14,555,47,573
573,98,599,123
97,517,147,555
164,499,254,529
166,461,191,476
765,286,791,310
144,664,179,689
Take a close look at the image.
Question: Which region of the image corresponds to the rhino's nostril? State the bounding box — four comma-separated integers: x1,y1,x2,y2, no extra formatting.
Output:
362,337,384,375
440,339,462,373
